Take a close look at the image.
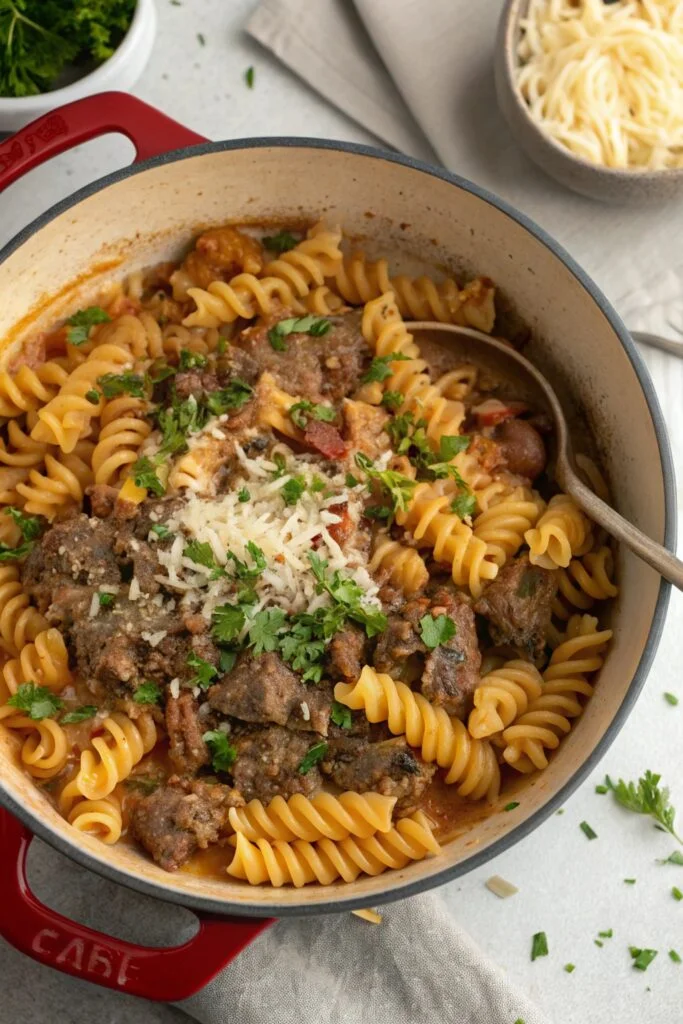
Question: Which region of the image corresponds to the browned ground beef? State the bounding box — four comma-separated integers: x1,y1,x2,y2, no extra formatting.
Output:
178,226,264,291
231,725,323,801
323,736,435,816
166,693,210,775
474,553,557,658
494,418,547,480
208,652,331,735
327,626,367,681
130,779,243,871
237,310,370,402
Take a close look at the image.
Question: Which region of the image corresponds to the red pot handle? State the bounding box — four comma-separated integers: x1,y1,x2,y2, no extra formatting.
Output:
0,91,207,193
0,808,273,1001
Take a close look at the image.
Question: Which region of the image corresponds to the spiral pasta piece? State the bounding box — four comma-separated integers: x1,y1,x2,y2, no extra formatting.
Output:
67,796,123,844
74,713,157,800
0,565,48,655
552,546,618,620
369,536,429,595
545,614,612,680
227,811,440,887
301,286,346,316
15,441,94,519
467,659,543,739
0,360,70,419
396,482,497,598
30,342,134,452
92,399,152,486
183,225,343,328
2,627,71,697
335,667,500,800
0,420,49,469
0,704,69,780
524,493,592,569
0,467,31,506
228,791,397,842
433,365,479,401
256,373,304,443
473,486,546,567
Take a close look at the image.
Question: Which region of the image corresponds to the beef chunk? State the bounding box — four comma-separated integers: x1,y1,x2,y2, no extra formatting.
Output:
327,626,367,681
373,594,430,679
22,514,119,614
324,737,435,816
87,484,119,519
231,725,322,801
166,693,209,775
342,399,390,460
474,553,557,658
130,779,242,872
239,309,370,402
208,652,331,735
494,418,547,480
421,586,481,719
177,226,264,292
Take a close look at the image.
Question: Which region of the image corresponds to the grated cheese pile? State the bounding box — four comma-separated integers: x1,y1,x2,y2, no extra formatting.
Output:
154,442,379,626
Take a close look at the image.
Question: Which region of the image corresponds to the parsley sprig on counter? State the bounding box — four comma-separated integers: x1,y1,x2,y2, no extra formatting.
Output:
605,771,682,845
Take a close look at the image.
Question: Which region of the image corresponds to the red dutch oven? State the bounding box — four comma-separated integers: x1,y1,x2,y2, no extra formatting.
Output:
0,92,674,1001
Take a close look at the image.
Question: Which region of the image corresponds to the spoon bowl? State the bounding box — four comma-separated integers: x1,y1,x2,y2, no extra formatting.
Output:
407,321,683,590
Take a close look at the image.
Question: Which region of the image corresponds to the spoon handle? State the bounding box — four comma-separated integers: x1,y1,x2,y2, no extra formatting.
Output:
566,476,683,591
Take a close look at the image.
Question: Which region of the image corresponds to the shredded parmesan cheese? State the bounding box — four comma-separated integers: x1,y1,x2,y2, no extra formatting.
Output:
485,876,519,899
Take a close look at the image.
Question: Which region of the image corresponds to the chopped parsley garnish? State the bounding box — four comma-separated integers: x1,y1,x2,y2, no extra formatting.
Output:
66,306,110,345
598,929,613,939
244,65,255,88
419,613,456,650
330,701,353,729
624,878,636,884
227,542,266,581
248,608,287,655
308,551,386,637
580,821,598,840
5,507,42,542
203,730,237,773
530,931,548,961
595,784,609,794
289,400,336,430
271,452,287,478
278,606,343,683
310,475,326,494
61,705,97,724
504,801,520,811
132,456,165,497
178,349,207,371
354,452,416,520
450,491,477,520
197,31,205,45
217,337,228,355
98,592,115,608
8,682,63,720
670,950,682,963
438,435,471,460
147,359,176,385
660,850,683,866
361,352,410,384
630,947,657,971
605,771,681,844
187,651,218,690
219,649,237,674
298,741,328,775
381,390,403,411
262,230,299,253
564,963,576,974
672,886,682,901
345,473,360,488
133,681,162,705
212,604,247,644
205,379,253,416
238,487,250,503
150,523,173,540
268,315,331,351
594,940,604,949
281,475,306,505
183,540,219,571
85,389,100,405
664,692,679,706
97,371,146,399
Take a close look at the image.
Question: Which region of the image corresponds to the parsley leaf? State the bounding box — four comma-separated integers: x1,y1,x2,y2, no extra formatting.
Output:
450,491,477,520
361,353,410,384
98,592,115,608
212,604,246,644
268,315,331,350
132,456,165,497
8,682,63,720
61,705,97,724
630,948,657,971
248,608,287,655
289,400,336,430
205,379,253,416
178,349,207,371
244,65,255,88
183,540,219,572
438,435,471,460
227,542,266,580
345,473,360,488
381,390,403,411
664,692,679,706
5,507,42,541
281,475,306,505
150,523,173,540
97,372,146,399
85,389,100,405
504,801,520,811
354,452,416,518
238,487,250,503
308,551,386,637
133,682,162,705
419,613,456,650
262,230,299,253
203,730,237,773
271,452,287,478
330,701,352,729
66,306,110,345
580,821,598,840
298,741,328,774
218,648,237,674
605,771,682,844
530,932,548,961
659,850,683,866
187,651,218,689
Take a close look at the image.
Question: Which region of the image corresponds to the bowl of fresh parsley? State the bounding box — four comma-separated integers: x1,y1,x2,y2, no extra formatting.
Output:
0,0,157,131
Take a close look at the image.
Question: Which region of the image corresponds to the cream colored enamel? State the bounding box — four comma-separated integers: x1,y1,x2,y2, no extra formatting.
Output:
0,145,667,909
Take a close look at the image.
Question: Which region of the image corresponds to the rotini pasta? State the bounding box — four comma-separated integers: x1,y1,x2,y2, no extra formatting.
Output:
15,441,95,519
552,546,618,620
227,811,440,887
228,791,396,842
92,398,152,486
0,564,47,655
369,536,429,595
72,713,157,800
335,667,500,800
0,360,70,419
2,627,71,697
67,795,123,845
256,373,304,443
524,493,592,569
0,704,69,780
467,659,543,739
473,486,546,567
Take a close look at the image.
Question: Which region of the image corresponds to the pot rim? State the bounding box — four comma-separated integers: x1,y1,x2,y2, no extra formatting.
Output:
0,137,675,917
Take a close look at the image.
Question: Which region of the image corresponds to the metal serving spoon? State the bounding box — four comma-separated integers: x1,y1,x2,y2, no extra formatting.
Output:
407,321,683,591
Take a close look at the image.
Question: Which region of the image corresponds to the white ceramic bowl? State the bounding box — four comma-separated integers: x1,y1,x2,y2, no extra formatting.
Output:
0,0,157,133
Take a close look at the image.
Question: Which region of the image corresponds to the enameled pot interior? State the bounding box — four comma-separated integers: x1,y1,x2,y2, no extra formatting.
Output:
0,143,671,914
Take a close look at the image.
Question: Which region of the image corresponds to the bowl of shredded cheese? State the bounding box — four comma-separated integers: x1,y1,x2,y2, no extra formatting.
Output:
495,0,683,203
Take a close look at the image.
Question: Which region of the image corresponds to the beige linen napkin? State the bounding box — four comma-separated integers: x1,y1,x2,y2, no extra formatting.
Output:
247,0,683,337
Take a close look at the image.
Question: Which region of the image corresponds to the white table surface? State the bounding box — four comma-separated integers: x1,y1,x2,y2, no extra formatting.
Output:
1,2,682,1022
